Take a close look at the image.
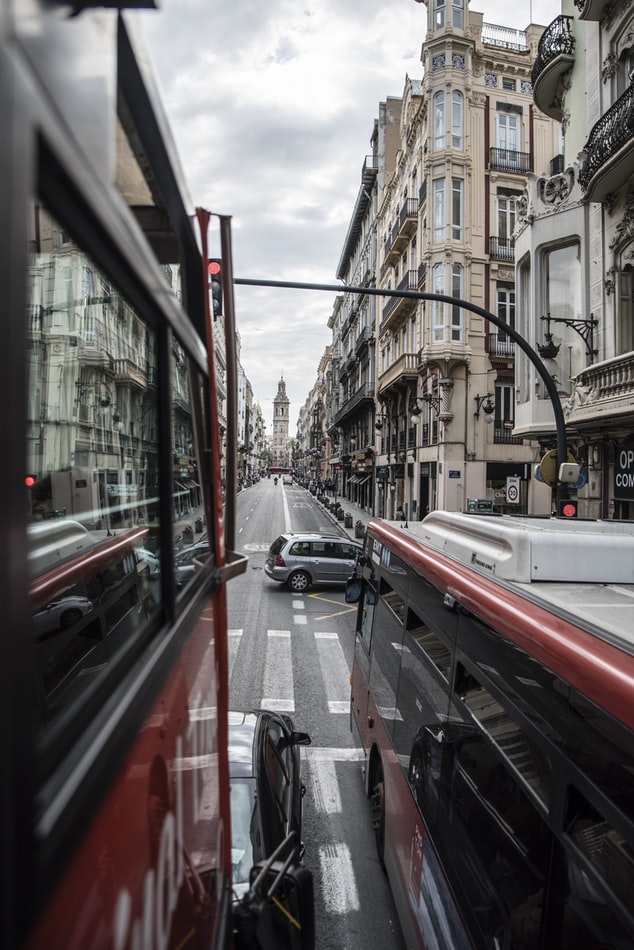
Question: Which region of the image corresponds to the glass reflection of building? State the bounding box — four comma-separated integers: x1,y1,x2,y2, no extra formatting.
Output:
26,203,166,531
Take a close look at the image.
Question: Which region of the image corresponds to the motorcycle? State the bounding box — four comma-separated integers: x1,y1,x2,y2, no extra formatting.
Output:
274,477,278,485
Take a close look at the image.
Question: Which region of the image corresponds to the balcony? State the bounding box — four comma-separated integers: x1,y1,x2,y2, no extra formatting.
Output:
489,332,515,358
113,357,148,392
489,237,515,262
332,382,375,427
489,148,532,174
531,16,575,122
383,198,418,266
377,352,418,392
380,270,418,329
579,84,634,202
573,0,611,21
568,352,634,427
355,326,372,356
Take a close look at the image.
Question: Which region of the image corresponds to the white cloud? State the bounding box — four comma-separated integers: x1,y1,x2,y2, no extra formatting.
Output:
141,0,554,430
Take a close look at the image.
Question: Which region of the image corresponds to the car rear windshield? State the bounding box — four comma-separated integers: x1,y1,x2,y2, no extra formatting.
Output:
268,536,286,555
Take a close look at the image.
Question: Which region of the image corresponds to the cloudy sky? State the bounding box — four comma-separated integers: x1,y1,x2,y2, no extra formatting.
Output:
141,0,553,432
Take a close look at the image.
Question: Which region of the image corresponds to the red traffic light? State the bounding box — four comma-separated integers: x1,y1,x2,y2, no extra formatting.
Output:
557,498,578,518
25,474,37,488
208,259,221,276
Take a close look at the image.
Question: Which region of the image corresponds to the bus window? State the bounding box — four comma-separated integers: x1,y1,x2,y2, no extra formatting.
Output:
449,734,550,948
393,606,453,773
565,785,634,941
27,199,162,751
368,581,406,734
359,584,377,651
455,662,552,805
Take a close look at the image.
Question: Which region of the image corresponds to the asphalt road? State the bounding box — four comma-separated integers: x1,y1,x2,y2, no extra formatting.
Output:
227,477,406,950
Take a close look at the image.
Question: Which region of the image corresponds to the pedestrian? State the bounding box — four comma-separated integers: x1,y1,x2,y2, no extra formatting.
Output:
396,505,405,521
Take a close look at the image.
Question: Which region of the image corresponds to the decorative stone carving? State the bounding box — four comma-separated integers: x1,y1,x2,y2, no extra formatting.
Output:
542,172,571,205
602,52,617,83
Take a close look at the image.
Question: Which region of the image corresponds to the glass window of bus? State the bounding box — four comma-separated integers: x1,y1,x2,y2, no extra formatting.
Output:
455,662,552,806
565,687,634,826
563,785,634,944
394,605,454,792
368,580,406,735
449,732,551,947
359,583,377,652
27,199,161,752
171,338,211,593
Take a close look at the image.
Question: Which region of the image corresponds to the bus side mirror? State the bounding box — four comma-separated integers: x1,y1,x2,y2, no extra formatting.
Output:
345,575,362,604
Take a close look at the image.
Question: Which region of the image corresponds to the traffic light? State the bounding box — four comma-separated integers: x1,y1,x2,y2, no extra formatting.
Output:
208,259,223,318
557,497,578,518
25,474,37,488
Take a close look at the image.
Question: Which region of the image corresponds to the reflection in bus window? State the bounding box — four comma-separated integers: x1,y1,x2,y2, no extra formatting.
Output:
26,201,161,747
368,587,406,735
359,584,377,651
171,344,208,591
457,665,552,805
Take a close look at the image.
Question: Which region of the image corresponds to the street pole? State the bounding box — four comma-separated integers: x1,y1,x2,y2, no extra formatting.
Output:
235,277,570,511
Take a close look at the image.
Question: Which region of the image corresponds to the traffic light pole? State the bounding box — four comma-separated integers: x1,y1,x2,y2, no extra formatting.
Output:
234,277,570,512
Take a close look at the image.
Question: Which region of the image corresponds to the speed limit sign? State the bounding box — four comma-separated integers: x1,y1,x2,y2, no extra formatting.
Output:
506,476,520,504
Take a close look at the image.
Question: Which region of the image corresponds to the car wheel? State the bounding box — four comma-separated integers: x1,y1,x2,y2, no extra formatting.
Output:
59,607,84,629
288,571,311,592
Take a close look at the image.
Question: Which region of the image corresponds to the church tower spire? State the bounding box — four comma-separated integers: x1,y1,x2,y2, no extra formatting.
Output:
271,375,290,467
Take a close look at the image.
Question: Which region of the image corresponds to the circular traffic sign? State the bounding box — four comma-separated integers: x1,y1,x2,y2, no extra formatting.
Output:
507,483,519,503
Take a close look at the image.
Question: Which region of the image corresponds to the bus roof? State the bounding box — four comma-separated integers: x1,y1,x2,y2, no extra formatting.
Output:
373,512,634,653
402,511,634,584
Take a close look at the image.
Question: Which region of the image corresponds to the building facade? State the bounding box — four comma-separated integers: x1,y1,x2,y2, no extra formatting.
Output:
516,0,634,519
323,2,561,519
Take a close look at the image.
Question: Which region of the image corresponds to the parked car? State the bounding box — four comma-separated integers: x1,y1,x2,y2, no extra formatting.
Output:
264,532,363,592
135,546,161,577
228,709,311,898
32,594,95,635
174,540,210,586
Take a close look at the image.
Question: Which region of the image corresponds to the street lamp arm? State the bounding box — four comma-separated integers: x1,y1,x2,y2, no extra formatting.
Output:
235,276,569,503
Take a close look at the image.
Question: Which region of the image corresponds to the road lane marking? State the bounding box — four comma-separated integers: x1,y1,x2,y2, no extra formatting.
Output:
261,629,294,711
314,631,351,715
319,842,360,914
309,757,341,813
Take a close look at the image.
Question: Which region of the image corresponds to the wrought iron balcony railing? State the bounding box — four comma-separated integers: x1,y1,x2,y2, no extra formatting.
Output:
489,148,532,173
489,237,515,261
531,16,575,87
579,83,634,196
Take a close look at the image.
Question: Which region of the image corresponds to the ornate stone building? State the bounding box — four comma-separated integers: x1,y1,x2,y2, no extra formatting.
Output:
271,375,290,468
516,0,634,518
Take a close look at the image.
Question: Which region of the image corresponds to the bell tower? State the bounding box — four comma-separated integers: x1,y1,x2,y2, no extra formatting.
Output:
272,375,290,466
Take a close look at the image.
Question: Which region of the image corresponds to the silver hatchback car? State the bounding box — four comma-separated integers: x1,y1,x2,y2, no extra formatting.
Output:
264,532,362,592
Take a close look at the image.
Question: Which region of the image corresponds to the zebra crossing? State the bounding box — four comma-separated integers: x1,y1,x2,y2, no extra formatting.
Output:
227,614,367,917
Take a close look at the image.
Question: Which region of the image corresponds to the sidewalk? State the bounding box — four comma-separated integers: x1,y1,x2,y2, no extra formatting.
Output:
313,491,375,543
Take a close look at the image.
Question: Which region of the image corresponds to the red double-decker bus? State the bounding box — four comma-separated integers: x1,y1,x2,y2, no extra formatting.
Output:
348,511,634,949
2,5,311,949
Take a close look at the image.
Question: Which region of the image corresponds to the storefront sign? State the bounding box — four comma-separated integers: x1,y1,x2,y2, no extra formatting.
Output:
615,437,634,500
